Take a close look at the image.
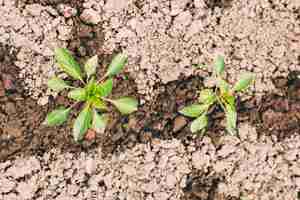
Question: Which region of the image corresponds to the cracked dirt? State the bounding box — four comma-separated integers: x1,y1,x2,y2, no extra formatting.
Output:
1,0,300,200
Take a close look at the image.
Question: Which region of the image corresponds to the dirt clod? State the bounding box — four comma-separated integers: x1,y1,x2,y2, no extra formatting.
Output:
173,116,188,132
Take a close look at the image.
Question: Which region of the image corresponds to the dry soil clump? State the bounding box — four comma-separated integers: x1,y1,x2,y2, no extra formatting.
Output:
1,124,300,200
0,0,73,104
1,0,299,103
95,0,300,100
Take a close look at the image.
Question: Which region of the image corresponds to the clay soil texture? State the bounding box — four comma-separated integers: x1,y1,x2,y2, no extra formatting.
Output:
1,0,300,200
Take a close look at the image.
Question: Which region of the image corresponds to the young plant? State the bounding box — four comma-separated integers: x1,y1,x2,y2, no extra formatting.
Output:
44,48,138,142
179,56,255,135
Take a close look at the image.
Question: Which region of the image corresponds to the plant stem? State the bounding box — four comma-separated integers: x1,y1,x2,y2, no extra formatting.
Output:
215,93,226,112
101,97,113,103
79,78,86,85
97,75,107,84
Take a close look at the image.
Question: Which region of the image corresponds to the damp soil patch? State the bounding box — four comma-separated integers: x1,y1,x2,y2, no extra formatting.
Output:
2,68,300,163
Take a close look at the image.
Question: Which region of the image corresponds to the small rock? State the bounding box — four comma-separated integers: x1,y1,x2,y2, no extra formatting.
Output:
5,102,16,115
3,74,15,90
25,4,44,16
85,129,96,141
274,77,288,88
128,117,138,130
85,158,96,175
0,81,5,96
37,96,48,106
80,9,101,25
166,174,177,188
58,4,77,18
173,116,187,132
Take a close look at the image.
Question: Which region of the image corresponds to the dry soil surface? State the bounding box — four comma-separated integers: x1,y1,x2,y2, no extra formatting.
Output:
1,0,300,103
1,124,300,200
1,0,300,200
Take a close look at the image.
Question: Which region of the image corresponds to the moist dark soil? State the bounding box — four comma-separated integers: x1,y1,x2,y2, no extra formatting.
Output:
1,40,300,162
1,2,300,200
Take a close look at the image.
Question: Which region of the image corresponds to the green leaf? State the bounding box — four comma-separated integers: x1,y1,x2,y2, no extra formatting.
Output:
225,103,237,135
84,55,98,78
97,79,113,97
179,104,208,118
68,88,87,101
221,92,235,108
233,73,255,92
86,76,96,92
73,104,92,142
214,55,225,76
190,113,208,133
47,76,71,92
92,110,108,133
218,78,230,94
105,53,127,77
92,99,108,110
44,107,70,126
110,97,138,115
198,89,216,105
55,48,83,81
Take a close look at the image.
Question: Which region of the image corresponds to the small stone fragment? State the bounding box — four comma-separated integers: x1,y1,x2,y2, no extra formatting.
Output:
85,129,97,141
80,9,101,25
173,116,187,132
166,174,177,188
85,158,96,175
58,4,77,18
0,81,5,96
2,74,15,90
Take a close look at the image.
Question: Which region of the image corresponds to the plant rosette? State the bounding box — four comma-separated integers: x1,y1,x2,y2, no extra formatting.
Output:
179,56,255,135
45,48,138,142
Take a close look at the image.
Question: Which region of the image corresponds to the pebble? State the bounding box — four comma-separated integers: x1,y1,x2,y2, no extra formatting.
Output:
58,4,77,18
80,9,101,25
0,81,5,97
3,74,15,90
5,102,16,115
86,158,96,175
173,116,187,132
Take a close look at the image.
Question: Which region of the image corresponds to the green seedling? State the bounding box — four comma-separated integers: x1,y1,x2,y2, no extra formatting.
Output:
44,48,138,142
179,56,255,135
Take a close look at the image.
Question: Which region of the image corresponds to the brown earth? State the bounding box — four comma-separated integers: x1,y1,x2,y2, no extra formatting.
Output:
1,0,300,200
1,37,300,163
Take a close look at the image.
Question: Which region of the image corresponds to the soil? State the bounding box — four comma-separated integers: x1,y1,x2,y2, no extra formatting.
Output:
1,0,300,200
